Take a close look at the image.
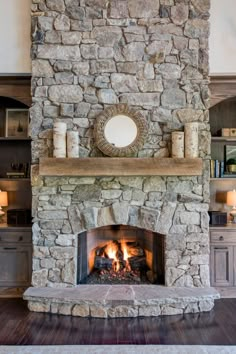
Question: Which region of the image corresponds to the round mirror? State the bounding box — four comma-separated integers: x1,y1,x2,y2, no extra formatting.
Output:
94,104,147,157
104,115,138,148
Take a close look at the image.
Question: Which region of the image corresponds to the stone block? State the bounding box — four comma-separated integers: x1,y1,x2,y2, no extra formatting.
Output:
98,89,118,104
38,45,81,61
90,306,108,318
128,0,160,18
54,14,70,31
81,44,98,59
112,202,129,224
65,0,85,20
62,31,82,45
111,73,139,93
161,305,183,316
50,246,75,260
72,304,90,317
139,305,161,316
32,60,54,78
48,85,83,103
108,306,138,318
120,93,160,107
46,0,65,12
199,300,214,312
58,304,72,315
161,88,186,109
171,4,189,25
184,19,210,39
28,301,50,313
139,79,163,93
32,269,48,287
92,26,122,47
122,42,145,61
143,177,166,193
158,63,181,79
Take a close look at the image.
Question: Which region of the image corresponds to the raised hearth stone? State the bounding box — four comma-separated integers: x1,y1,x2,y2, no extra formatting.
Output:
24,286,220,318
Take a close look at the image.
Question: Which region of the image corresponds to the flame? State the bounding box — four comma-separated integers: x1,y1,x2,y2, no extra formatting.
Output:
121,240,131,272
103,240,132,273
105,242,120,272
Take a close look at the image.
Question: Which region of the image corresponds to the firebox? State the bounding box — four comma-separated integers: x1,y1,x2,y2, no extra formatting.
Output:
77,225,165,285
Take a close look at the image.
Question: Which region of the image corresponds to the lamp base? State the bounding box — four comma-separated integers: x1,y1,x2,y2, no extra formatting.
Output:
0,209,4,216
230,210,236,223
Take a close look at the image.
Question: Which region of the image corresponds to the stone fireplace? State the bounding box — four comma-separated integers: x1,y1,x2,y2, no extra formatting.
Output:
77,225,165,285
24,0,220,316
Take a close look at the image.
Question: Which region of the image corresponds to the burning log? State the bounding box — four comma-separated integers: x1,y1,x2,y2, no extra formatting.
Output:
128,256,147,270
94,256,113,270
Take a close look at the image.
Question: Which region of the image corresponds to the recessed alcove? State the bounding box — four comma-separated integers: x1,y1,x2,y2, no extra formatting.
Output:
77,225,165,285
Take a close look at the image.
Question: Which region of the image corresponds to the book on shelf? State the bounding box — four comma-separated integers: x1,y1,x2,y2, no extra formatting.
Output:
210,159,226,178
6,172,26,178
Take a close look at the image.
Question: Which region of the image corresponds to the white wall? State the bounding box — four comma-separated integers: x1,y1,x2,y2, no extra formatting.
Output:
0,0,31,74
209,0,236,75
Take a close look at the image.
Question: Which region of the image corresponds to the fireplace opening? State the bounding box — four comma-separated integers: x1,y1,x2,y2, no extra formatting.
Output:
77,225,165,285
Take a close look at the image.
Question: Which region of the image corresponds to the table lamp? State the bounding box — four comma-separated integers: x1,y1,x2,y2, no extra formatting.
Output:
0,190,8,216
227,189,236,223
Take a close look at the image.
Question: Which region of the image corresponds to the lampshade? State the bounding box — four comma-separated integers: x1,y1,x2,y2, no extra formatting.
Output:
227,190,236,206
0,190,8,207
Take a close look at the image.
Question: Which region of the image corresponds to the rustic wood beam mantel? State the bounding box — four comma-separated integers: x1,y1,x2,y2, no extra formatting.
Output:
39,157,203,177
210,75,236,108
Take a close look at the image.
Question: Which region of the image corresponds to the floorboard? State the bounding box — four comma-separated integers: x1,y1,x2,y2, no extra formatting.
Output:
0,298,236,345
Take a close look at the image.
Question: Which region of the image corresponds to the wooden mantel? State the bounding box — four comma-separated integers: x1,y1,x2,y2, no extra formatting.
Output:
39,157,203,177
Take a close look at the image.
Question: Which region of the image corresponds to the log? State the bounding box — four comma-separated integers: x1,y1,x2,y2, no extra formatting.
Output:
67,130,79,158
53,122,67,158
128,246,144,257
184,122,198,158
128,256,147,270
94,256,113,270
171,131,184,158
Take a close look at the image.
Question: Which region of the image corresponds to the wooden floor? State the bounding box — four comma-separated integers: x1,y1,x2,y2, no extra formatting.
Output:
1,298,236,345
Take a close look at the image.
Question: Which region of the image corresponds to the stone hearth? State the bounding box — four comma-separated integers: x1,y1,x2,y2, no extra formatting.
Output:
24,285,219,318
27,0,218,317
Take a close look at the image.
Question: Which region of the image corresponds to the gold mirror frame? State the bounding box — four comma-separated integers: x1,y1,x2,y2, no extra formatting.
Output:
94,104,148,157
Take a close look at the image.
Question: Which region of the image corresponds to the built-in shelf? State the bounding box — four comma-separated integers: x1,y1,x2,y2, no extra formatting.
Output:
0,178,30,181
211,136,236,142
210,178,236,181
39,157,203,177
0,137,31,141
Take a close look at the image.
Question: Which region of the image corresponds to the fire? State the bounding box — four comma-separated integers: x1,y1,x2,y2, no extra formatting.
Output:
121,241,131,272
105,241,120,272
104,240,131,273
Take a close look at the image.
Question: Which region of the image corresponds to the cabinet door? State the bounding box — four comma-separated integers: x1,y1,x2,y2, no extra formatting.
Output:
0,245,32,286
210,245,233,286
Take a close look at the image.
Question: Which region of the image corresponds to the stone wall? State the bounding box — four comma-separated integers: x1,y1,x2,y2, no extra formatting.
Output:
30,0,211,289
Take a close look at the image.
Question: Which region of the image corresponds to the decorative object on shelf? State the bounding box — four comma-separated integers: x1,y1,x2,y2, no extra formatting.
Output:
5,109,29,138
67,130,79,158
208,211,227,225
94,104,147,157
230,128,236,137
227,190,236,223
53,122,67,158
222,128,230,137
184,122,198,158
225,145,236,173
0,190,8,216
171,132,184,158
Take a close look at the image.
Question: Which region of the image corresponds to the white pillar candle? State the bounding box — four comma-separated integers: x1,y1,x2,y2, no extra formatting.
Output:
53,122,67,158
184,122,199,158
171,131,184,158
67,130,79,158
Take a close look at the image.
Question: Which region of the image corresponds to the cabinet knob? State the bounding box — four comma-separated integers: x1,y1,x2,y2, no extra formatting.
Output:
219,236,224,241
19,236,23,241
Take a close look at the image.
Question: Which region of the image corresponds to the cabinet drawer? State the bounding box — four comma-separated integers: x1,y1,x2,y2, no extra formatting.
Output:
211,231,236,244
0,231,31,243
